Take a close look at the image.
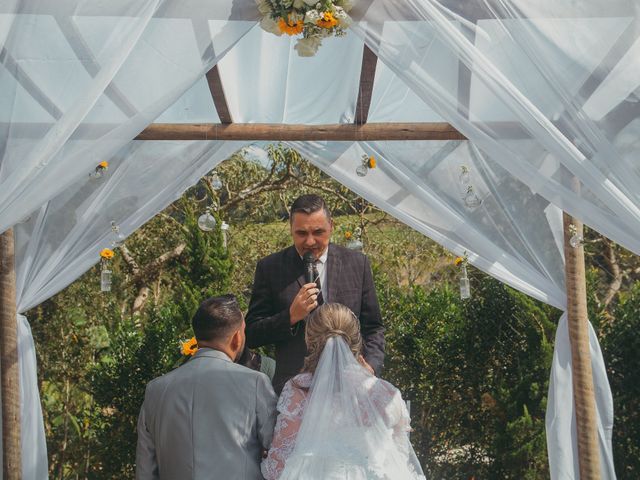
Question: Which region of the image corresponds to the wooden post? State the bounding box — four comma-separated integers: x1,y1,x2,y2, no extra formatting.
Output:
563,212,601,479
0,228,21,480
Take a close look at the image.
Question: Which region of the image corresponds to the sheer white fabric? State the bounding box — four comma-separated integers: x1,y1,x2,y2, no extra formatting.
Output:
11,139,243,479
546,313,616,480
262,337,425,480
2,0,637,477
349,0,640,256
0,0,256,234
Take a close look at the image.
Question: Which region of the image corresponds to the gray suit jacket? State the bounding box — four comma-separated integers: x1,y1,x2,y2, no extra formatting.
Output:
245,243,385,393
136,348,277,480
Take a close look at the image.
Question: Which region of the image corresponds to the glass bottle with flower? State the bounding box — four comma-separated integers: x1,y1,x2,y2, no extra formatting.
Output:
454,253,471,299
100,248,115,292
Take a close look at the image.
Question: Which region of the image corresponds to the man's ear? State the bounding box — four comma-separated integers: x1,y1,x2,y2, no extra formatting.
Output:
229,328,242,352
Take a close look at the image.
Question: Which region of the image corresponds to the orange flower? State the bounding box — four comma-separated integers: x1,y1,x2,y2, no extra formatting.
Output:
317,11,338,29
367,156,376,169
181,337,198,356
344,231,353,240
278,16,304,35
98,161,109,169
454,257,464,266
100,248,114,260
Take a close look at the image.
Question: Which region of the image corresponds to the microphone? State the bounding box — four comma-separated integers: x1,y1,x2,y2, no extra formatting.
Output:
303,251,315,284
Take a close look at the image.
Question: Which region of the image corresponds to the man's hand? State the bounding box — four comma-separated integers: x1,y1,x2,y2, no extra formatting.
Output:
358,355,375,375
289,283,320,325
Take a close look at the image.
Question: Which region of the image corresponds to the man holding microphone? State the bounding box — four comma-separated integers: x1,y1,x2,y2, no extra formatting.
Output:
245,194,385,393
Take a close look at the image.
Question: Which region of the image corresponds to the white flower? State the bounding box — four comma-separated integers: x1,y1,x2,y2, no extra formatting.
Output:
260,16,282,36
256,0,272,16
304,9,321,24
294,36,322,56
333,7,352,27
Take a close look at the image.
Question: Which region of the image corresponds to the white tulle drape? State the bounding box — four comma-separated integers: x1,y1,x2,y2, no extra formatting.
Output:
350,0,640,257
2,0,639,477
546,313,616,480
12,140,244,478
0,0,257,234
1,1,255,476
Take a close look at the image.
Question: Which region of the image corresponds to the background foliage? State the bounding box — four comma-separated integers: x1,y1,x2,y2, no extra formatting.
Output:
28,145,640,478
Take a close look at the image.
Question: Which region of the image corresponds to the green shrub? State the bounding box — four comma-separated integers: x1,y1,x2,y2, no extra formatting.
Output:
380,270,556,479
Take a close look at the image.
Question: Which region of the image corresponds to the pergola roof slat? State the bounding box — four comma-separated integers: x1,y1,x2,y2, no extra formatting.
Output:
134,122,467,141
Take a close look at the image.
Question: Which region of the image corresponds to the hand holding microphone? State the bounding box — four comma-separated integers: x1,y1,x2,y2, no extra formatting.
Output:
289,252,320,325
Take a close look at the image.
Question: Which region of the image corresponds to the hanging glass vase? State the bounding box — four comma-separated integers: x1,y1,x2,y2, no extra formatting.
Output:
356,154,376,177
90,161,109,179
463,186,482,208
99,248,114,292
221,221,229,249
355,164,369,177
210,172,223,190
568,224,583,248
459,264,470,299
459,165,470,185
346,227,364,251
198,207,217,232
110,221,125,247
346,238,364,251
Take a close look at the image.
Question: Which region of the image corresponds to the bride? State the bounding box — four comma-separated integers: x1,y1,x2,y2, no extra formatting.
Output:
261,303,426,479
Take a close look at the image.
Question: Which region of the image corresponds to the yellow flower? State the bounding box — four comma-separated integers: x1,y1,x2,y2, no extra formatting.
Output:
181,337,198,356
278,16,304,35
454,257,464,266
345,231,353,240
317,11,338,29
367,156,376,169
100,248,114,260
98,161,109,169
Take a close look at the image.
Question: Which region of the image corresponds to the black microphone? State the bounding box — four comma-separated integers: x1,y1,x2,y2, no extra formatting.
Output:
303,251,315,284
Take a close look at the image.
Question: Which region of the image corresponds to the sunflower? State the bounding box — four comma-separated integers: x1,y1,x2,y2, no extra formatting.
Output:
367,156,376,169
100,248,114,260
98,161,109,169
345,231,353,240
181,337,199,356
278,17,304,35
454,257,464,266
316,11,338,29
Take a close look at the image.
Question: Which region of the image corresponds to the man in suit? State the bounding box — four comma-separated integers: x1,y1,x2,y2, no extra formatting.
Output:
136,294,277,480
245,194,385,393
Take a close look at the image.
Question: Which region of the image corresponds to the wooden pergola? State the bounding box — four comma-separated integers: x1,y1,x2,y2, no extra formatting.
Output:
0,23,606,479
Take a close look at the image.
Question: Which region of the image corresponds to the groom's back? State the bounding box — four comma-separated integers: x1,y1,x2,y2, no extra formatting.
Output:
137,349,277,480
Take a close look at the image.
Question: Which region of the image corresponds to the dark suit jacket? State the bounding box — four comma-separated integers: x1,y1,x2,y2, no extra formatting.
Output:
245,243,385,393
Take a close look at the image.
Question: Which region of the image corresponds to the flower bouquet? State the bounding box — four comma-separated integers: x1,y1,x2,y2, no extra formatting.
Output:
256,0,356,56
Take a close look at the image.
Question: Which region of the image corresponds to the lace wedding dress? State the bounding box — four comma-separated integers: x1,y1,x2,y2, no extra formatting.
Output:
262,337,426,480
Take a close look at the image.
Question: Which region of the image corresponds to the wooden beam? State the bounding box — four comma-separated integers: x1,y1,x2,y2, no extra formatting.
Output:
5,121,536,140
562,211,601,480
134,122,467,141
0,228,20,480
354,45,378,125
205,65,233,124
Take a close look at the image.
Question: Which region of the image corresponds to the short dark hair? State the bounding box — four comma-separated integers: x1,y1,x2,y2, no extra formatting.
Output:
191,294,243,342
290,194,331,223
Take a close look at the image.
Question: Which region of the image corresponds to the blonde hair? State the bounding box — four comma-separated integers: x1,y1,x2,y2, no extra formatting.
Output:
302,303,362,375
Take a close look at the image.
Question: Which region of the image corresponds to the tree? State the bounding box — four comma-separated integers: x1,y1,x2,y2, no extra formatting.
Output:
380,269,556,479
